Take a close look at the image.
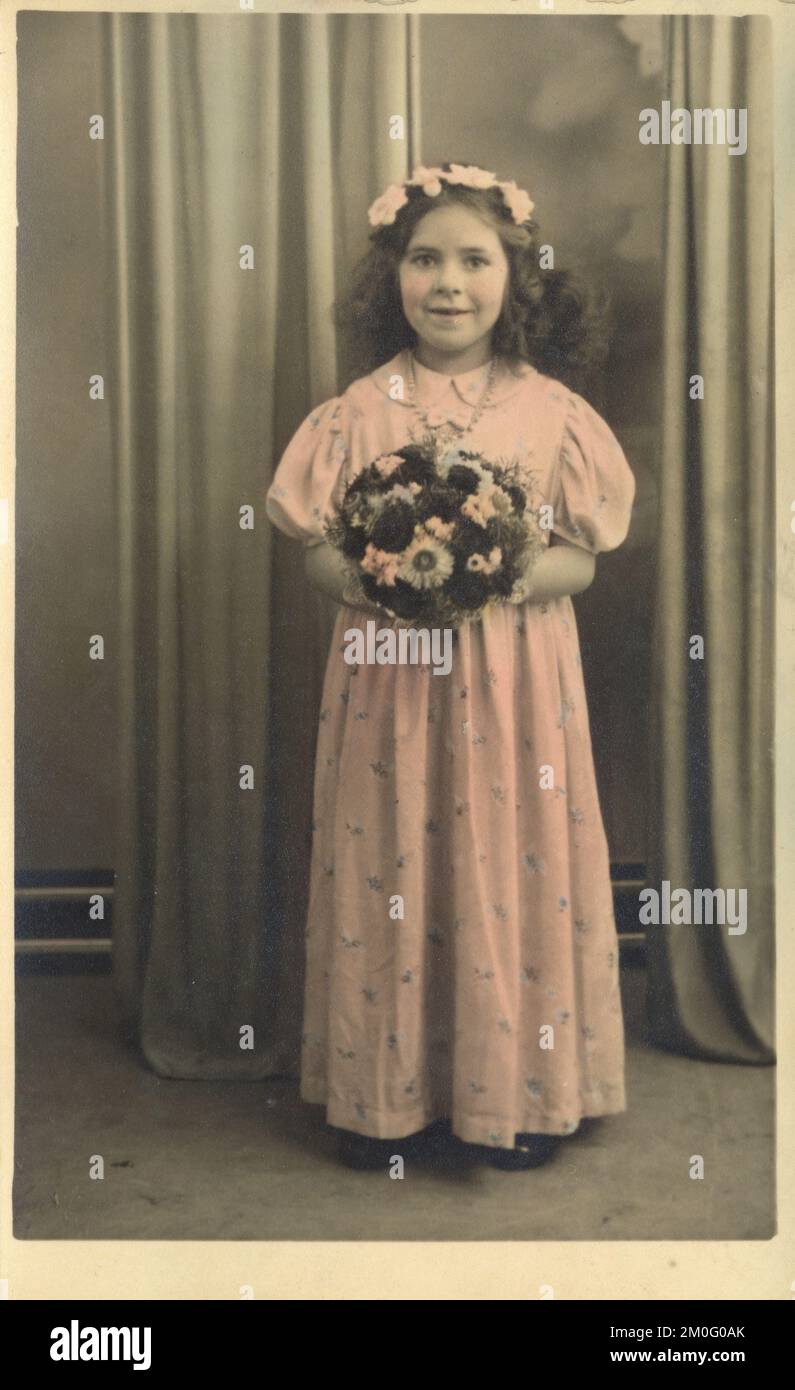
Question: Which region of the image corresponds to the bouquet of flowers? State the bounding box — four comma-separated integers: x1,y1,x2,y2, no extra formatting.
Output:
324,435,545,628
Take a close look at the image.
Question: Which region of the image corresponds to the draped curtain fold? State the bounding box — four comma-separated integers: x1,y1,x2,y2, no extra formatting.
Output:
646,14,775,1063
102,12,413,1078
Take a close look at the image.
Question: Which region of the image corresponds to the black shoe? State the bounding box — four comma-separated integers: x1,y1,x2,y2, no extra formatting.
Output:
336,1130,410,1170
479,1132,560,1170
335,1118,452,1170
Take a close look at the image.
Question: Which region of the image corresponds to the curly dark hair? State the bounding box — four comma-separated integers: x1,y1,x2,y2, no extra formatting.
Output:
333,161,613,395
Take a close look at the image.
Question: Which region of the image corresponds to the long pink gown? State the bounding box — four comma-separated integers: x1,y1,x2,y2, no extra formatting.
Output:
266,348,636,1147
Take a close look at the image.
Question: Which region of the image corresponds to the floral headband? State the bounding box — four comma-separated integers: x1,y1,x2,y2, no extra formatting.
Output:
367,163,535,229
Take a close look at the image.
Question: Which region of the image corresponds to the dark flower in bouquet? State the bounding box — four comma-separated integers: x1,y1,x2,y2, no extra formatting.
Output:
324,434,544,627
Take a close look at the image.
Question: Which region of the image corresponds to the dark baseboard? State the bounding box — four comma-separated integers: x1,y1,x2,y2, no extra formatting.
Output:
15,866,648,968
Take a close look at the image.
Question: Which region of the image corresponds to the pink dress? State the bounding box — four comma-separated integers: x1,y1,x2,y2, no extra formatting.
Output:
266,348,636,1147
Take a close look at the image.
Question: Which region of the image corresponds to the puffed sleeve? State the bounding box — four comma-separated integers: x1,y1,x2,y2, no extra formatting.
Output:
550,390,636,553
265,394,351,547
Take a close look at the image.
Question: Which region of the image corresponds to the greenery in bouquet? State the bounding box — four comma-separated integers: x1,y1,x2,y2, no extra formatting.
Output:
323,434,544,628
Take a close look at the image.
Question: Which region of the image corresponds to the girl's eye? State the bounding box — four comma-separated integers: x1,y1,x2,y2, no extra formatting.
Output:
409,254,489,268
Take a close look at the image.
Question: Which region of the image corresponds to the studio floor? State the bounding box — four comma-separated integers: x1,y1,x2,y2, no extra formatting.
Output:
13,960,775,1242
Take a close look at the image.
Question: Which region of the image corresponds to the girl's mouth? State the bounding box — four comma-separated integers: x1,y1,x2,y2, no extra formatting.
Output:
429,308,471,317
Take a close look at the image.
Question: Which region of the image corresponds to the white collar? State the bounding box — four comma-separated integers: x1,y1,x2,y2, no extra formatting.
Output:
368,348,538,408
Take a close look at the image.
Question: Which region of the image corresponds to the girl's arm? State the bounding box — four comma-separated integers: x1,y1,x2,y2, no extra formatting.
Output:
304,541,381,615
304,534,595,611
524,534,596,603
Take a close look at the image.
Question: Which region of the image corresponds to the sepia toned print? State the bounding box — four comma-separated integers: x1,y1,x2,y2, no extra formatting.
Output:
6,0,787,1306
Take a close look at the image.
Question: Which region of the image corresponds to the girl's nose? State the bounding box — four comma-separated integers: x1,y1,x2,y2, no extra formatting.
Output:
435,269,464,294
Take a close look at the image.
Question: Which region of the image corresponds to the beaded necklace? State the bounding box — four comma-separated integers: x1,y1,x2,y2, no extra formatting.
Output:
404,349,499,449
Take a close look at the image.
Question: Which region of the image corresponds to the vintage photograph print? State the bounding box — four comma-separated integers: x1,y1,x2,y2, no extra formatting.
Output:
11,1,777,1282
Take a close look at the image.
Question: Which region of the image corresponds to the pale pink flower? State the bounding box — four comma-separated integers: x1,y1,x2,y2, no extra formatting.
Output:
374,452,405,478
367,184,409,227
445,164,497,189
407,164,446,196
498,180,535,225
461,491,496,526
424,516,456,542
360,543,401,586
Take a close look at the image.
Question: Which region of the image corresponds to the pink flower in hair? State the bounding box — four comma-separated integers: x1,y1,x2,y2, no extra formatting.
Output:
367,183,409,227
368,167,536,230
445,164,498,190
498,180,535,224
407,165,446,196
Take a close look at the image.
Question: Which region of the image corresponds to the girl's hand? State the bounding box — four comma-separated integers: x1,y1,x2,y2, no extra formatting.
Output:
521,535,596,604
304,540,361,605
340,584,386,619
304,542,389,619
340,572,391,617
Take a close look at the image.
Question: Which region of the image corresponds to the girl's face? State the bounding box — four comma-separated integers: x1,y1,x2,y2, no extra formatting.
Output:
398,204,510,372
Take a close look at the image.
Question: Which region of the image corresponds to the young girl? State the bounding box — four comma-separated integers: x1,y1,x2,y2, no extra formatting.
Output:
266,162,636,1172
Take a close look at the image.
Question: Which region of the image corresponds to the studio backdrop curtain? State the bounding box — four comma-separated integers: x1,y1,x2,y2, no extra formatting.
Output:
101,11,419,1077
646,14,775,1062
